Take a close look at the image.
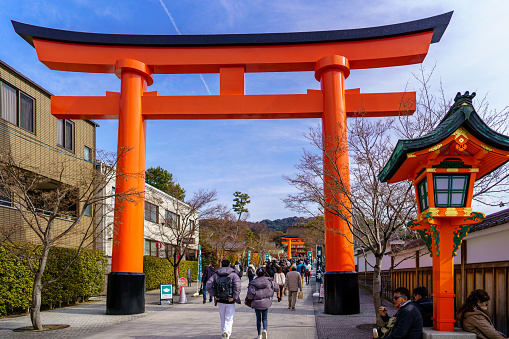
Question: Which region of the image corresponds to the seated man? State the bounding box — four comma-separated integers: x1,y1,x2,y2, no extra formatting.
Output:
413,286,433,327
379,287,423,339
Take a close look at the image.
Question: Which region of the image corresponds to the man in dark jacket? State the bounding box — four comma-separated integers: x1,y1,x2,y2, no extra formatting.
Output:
412,286,433,327
379,287,423,339
201,262,216,303
206,259,241,339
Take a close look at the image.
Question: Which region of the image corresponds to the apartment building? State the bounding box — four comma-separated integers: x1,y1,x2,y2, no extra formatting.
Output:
0,59,97,247
95,167,200,272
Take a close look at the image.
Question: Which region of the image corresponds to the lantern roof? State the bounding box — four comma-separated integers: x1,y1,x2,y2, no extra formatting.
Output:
379,91,509,183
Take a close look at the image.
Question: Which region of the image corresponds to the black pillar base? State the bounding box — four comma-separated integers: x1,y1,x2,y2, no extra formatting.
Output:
106,272,145,315
324,271,360,315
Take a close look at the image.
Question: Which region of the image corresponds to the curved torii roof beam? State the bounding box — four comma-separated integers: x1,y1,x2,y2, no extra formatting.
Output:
12,12,452,74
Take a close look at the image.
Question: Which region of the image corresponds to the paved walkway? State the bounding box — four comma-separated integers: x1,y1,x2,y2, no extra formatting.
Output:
0,275,317,338
0,272,394,338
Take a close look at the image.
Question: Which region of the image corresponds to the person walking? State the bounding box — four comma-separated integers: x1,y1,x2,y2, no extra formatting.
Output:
247,264,256,283
246,267,279,339
304,269,311,285
274,267,286,302
457,289,506,339
206,259,241,339
202,262,216,304
284,265,302,311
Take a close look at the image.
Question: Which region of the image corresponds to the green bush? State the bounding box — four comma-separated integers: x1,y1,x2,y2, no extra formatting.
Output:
0,246,33,315
143,256,198,291
0,245,106,316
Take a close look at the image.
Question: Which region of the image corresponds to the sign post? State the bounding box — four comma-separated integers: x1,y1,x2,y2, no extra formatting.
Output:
247,250,251,265
308,251,313,270
159,284,173,305
265,253,269,262
316,246,324,302
197,245,202,295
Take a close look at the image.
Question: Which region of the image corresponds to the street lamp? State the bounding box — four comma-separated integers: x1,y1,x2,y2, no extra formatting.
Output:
379,92,509,331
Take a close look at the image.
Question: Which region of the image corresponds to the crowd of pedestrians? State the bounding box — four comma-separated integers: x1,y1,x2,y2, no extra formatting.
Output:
202,257,310,339
202,258,507,339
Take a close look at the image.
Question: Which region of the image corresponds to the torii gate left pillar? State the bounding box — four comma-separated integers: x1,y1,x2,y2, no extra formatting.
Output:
13,12,451,315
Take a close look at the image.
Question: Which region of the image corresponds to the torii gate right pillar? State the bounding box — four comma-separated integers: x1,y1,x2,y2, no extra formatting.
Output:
316,55,359,315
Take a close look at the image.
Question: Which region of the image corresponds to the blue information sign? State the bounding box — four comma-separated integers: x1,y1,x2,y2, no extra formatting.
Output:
247,250,251,264
316,246,323,283
308,251,313,270
160,284,173,305
265,253,269,262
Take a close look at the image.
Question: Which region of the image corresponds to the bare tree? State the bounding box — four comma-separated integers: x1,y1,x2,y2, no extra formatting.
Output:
0,148,140,330
284,119,416,325
395,64,509,207
200,205,250,264
147,188,217,293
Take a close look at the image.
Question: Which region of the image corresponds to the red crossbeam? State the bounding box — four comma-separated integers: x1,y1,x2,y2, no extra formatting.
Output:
52,91,415,120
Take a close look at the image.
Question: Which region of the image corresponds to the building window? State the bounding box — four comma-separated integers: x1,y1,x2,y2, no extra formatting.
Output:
111,187,115,208
0,186,11,207
57,119,74,152
84,204,92,217
1,80,35,133
433,174,469,207
189,219,195,231
144,239,169,258
417,178,428,212
144,239,151,256
165,209,179,227
145,201,158,223
84,146,91,162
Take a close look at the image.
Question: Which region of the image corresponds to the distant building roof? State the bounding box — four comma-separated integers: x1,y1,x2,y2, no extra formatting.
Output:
282,225,307,238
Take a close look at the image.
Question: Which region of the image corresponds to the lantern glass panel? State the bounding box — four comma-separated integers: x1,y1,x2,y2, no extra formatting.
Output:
435,177,449,190
433,174,469,207
417,178,428,212
436,192,449,205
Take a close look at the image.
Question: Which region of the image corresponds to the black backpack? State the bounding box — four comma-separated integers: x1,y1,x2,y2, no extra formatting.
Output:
214,273,233,301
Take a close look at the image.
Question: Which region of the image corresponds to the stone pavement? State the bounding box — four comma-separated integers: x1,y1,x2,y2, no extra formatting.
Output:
0,275,317,338
0,272,395,339
314,285,397,339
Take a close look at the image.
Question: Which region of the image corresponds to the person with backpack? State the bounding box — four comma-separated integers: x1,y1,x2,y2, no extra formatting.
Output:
206,259,242,339
245,267,279,339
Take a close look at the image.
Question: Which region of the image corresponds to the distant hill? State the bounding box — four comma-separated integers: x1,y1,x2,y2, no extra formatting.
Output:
251,216,312,232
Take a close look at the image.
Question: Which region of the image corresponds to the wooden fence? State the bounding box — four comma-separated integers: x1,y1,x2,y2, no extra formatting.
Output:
358,261,509,335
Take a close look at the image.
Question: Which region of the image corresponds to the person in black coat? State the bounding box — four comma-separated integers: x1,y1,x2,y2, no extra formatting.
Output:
201,262,216,303
379,287,423,339
412,286,433,327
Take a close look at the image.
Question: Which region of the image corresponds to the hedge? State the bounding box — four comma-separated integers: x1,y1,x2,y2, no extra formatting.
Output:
0,246,106,316
144,256,198,291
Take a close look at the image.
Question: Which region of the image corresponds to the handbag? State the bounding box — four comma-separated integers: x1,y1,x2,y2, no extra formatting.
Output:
284,289,288,296
298,291,303,299
199,286,203,295
244,296,253,307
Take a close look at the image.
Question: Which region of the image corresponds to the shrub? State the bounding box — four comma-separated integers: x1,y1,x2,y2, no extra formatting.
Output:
143,256,198,291
0,245,106,316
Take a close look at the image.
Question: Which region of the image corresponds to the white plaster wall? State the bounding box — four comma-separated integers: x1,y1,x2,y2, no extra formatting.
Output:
465,224,509,264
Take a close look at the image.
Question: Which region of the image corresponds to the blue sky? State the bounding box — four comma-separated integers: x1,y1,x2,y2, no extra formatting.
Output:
1,0,508,221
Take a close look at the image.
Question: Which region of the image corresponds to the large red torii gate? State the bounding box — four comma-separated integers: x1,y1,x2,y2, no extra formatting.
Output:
13,12,452,316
